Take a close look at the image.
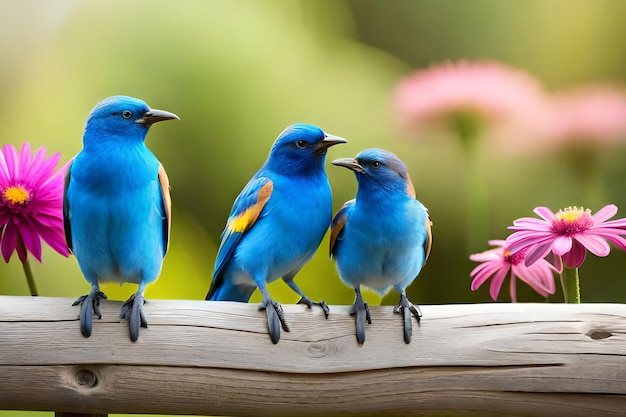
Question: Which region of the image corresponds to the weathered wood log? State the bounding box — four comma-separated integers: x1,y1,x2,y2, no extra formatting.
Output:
1,295,625,416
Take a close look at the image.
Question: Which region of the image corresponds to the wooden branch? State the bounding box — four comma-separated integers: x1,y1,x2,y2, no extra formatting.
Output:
1,296,626,416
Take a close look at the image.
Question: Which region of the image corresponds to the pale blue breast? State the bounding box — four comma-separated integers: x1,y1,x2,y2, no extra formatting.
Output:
68,145,164,285
335,197,427,294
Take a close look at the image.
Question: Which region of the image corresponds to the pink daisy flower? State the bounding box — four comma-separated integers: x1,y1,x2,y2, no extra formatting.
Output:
470,240,556,302
539,85,626,150
506,205,626,270
392,60,545,136
0,143,70,263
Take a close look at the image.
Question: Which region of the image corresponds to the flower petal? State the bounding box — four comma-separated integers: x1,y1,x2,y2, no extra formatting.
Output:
2,144,18,181
534,206,557,222
506,233,554,254
514,260,556,298
552,236,573,256
562,240,587,268
525,240,554,266
17,142,35,183
17,221,42,262
509,217,552,231
0,150,9,183
574,233,610,257
37,224,70,257
591,204,618,224
1,221,18,262
489,265,510,301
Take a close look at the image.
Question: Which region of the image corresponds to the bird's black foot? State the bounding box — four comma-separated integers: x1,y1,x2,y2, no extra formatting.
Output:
350,290,371,344
72,289,107,338
259,298,289,344
297,296,330,318
393,293,422,344
120,293,148,342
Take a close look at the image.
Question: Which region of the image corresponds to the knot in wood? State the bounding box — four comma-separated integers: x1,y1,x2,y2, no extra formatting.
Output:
586,330,612,340
308,342,332,358
75,368,98,388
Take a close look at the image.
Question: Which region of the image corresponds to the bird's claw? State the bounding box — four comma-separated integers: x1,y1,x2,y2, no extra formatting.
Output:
120,293,148,342
297,296,330,318
72,290,107,338
350,298,371,344
259,299,290,344
394,294,421,344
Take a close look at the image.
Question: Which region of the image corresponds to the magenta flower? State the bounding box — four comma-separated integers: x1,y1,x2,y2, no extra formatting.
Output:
506,205,626,269
470,240,556,302
392,60,545,136
0,143,70,263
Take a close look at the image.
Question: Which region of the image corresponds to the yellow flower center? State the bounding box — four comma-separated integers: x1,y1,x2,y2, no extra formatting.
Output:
555,206,589,222
3,185,30,205
553,206,593,235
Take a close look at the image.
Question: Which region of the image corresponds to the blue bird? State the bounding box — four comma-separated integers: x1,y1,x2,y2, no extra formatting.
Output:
330,148,432,344
63,95,178,342
206,124,346,343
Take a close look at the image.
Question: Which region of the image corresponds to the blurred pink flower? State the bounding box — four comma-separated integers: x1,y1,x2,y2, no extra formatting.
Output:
470,240,556,302
393,60,545,136
538,85,626,150
0,143,70,263
506,205,626,269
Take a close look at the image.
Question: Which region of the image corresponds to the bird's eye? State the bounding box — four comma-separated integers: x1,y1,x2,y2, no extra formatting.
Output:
121,110,133,119
372,161,381,168
295,140,308,149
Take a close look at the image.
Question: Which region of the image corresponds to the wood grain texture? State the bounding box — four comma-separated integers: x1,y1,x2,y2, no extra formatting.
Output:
1,296,626,416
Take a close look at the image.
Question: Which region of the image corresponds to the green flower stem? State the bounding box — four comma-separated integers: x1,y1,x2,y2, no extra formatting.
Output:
560,265,580,304
22,258,39,296
463,130,489,253
453,111,488,253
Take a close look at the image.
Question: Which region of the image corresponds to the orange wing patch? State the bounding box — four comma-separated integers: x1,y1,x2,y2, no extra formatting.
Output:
424,213,433,263
229,181,273,233
329,200,353,255
406,172,416,199
158,164,172,252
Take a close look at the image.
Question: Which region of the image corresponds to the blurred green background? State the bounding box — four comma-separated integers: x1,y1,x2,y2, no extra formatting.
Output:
3,0,626,310
3,0,626,415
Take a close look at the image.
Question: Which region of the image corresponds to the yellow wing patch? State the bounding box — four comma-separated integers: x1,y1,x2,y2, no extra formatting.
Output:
228,181,273,233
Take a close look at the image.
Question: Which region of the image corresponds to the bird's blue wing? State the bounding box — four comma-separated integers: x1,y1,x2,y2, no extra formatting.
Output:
62,160,74,253
158,163,172,257
330,199,355,257
207,177,273,299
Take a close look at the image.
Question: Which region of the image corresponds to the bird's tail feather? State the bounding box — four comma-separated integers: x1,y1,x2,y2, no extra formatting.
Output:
206,281,256,302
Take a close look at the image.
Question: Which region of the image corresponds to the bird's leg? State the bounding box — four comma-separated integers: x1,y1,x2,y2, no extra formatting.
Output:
72,284,107,338
258,285,289,344
349,287,371,344
120,290,148,342
393,290,422,344
283,277,330,318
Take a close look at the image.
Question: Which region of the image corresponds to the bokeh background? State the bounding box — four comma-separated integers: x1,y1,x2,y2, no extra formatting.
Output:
2,0,626,412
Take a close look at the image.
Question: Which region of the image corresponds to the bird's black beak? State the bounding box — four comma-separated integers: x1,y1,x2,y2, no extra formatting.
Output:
315,133,347,154
332,157,364,173
136,108,180,126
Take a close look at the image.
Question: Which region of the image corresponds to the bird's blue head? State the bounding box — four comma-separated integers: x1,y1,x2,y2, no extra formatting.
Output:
265,123,347,175
332,148,416,197
83,95,179,149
